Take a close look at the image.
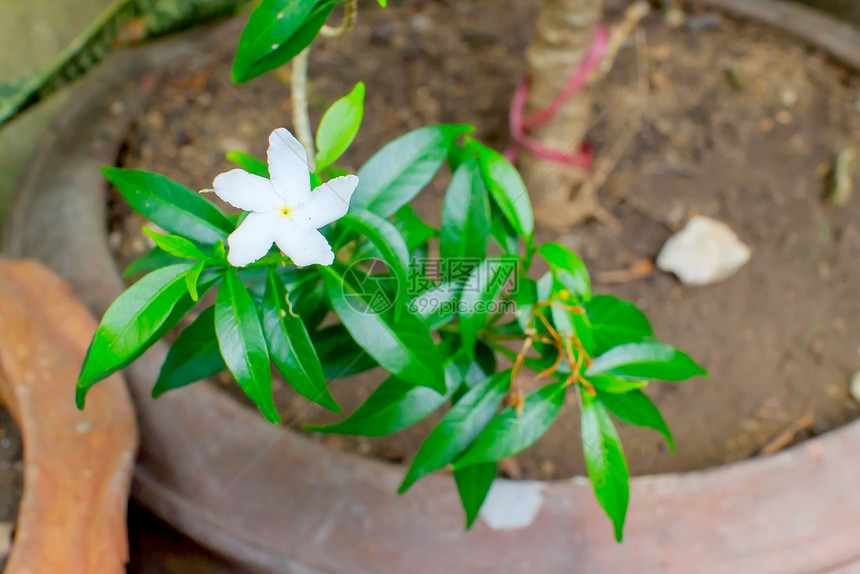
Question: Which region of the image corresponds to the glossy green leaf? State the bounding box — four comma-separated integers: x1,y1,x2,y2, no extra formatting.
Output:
315,82,365,171
153,306,225,397
585,295,654,355
468,138,534,239
321,266,445,392
588,374,648,394
547,275,594,356
538,242,591,299
410,281,459,330
312,324,378,378
353,124,474,217
341,208,410,319
440,154,490,264
288,274,328,331
581,392,630,542
459,256,518,358
102,167,232,245
142,228,208,261
232,0,333,83
306,362,462,436
400,371,510,493
392,205,438,251
513,278,537,333
586,342,707,381
489,198,519,254
215,270,279,423
123,246,182,278
454,461,496,529
262,268,340,412
77,263,196,405
226,150,269,177
184,260,206,301
597,389,674,451
454,381,566,467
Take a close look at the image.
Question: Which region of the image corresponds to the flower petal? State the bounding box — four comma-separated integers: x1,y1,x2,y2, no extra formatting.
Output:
213,169,280,212
295,174,359,229
275,223,335,267
268,128,312,204
226,212,278,267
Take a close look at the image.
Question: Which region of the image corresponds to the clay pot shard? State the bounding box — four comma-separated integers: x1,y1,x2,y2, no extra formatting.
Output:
0,258,137,574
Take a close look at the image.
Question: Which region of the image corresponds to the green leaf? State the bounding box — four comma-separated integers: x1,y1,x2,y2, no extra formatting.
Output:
588,374,648,394
225,150,269,177
312,324,378,378
440,154,490,264
597,389,674,451
489,198,519,254
585,295,654,355
586,342,707,381
153,306,225,397
454,381,566,467
353,124,474,217
392,205,438,251
262,268,340,412
513,278,537,333
376,0,387,5
184,260,206,301
321,266,446,392
454,462,496,529
123,246,182,278
288,274,328,331
547,275,595,356
102,167,233,245
77,263,196,404
315,82,365,171
468,139,534,239
581,392,630,542
341,208,410,319
538,242,591,299
306,362,462,436
459,256,518,358
400,371,510,493
232,0,334,83
410,281,459,330
215,270,280,423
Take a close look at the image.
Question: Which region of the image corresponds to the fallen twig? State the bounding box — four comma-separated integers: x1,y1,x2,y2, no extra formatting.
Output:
760,413,815,456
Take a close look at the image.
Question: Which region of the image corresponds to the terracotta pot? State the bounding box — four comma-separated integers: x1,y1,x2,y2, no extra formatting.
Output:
0,260,137,573
4,5,860,573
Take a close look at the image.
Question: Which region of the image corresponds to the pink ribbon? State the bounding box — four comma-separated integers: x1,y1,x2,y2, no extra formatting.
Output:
506,24,610,168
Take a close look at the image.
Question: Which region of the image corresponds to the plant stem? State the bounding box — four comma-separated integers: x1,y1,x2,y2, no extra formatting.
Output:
291,47,315,171
320,0,358,38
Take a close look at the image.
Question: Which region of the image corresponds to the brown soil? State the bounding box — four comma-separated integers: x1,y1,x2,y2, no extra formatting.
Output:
115,0,860,481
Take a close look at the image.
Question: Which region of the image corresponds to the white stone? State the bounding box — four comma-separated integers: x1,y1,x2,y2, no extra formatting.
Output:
0,522,12,560
850,371,860,403
657,216,751,285
479,479,544,530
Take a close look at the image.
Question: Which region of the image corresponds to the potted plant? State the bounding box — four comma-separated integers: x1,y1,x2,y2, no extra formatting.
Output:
4,0,860,572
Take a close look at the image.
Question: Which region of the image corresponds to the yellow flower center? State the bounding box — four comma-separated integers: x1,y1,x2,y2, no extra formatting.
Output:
280,206,292,216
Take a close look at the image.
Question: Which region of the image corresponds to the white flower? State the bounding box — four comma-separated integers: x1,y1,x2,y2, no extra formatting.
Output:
212,128,359,267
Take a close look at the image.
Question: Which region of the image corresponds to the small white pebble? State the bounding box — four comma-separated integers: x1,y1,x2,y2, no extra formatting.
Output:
850,372,860,403
779,88,798,107
75,422,92,434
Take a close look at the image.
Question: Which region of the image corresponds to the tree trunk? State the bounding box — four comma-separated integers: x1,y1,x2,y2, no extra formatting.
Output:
520,0,602,231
